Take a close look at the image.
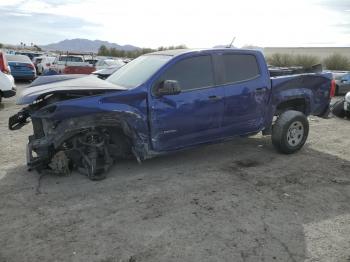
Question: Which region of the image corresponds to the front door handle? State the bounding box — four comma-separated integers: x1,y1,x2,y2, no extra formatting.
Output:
208,95,222,100
256,87,266,93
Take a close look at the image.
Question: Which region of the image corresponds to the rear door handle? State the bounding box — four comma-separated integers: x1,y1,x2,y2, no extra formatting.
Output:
208,95,222,100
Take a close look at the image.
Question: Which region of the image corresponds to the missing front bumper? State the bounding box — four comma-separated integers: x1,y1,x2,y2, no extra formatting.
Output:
26,135,51,171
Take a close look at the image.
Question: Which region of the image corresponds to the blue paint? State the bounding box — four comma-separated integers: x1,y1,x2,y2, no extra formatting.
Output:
8,61,36,80
19,49,333,159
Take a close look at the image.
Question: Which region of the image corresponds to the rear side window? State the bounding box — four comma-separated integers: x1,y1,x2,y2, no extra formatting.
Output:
220,54,260,84
159,55,214,91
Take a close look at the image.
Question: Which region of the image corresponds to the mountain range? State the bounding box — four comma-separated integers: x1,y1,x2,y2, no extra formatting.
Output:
40,38,140,53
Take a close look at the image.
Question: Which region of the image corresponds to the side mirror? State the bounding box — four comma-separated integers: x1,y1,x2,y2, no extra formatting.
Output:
154,80,181,97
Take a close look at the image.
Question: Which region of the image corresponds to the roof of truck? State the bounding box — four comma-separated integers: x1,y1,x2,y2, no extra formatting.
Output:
149,48,257,57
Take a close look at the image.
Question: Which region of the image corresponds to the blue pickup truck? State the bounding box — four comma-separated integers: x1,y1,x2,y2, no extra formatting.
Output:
9,49,335,180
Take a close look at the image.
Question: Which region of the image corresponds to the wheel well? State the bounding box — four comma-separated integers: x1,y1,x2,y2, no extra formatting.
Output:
64,126,133,158
105,126,133,158
275,98,307,116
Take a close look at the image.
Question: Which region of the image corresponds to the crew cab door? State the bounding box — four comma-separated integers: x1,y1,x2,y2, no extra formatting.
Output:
214,52,270,135
149,55,225,151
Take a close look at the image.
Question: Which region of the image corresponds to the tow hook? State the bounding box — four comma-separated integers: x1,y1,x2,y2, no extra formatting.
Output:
9,109,30,130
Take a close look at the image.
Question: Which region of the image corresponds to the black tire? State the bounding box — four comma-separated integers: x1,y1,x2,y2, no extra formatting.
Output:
331,98,346,118
272,110,309,154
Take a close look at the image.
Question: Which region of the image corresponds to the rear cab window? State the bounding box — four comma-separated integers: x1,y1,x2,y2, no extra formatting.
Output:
59,56,84,62
218,53,260,85
156,55,215,91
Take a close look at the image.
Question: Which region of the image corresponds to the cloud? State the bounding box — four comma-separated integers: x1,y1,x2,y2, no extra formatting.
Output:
0,7,100,45
333,23,350,33
0,0,349,47
316,0,350,12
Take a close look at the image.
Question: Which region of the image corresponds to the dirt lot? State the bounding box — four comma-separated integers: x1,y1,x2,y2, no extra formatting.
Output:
0,82,350,262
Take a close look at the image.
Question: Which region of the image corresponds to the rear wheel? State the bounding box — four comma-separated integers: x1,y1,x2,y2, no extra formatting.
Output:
272,110,309,154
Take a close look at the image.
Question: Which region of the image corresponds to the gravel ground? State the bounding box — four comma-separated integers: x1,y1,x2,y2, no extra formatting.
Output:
0,82,350,262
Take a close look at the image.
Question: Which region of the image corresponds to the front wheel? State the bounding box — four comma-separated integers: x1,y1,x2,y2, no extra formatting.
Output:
272,110,309,154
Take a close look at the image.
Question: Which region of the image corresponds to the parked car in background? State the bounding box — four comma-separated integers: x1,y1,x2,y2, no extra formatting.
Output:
95,59,125,70
6,54,36,81
32,56,43,72
85,58,98,66
345,92,350,116
15,51,42,61
37,56,56,75
50,54,95,74
331,92,350,118
0,51,16,102
335,73,350,95
92,64,124,79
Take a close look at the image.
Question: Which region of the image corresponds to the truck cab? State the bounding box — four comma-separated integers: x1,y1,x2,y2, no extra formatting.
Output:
144,49,270,151
50,53,95,74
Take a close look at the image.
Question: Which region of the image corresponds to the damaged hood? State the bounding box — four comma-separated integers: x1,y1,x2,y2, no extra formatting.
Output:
17,75,127,105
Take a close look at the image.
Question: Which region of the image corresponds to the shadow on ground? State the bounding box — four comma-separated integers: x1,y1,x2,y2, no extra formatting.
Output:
0,136,350,262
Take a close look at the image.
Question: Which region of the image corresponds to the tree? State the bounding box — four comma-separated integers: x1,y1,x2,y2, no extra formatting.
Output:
98,45,109,56
0,43,3,48
33,45,42,51
97,44,188,58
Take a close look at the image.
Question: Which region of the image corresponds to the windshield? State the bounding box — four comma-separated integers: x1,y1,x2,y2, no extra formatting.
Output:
106,55,171,88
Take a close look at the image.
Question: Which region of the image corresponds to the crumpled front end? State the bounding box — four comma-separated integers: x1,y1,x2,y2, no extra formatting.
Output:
29,120,106,179
9,87,152,181
21,111,138,180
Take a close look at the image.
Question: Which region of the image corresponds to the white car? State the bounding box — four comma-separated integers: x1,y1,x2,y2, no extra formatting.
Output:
0,71,15,102
50,55,91,74
331,92,350,118
0,51,16,103
345,92,350,114
37,56,56,74
95,59,125,70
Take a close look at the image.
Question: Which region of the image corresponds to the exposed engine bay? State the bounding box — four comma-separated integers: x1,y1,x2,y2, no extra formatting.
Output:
9,82,134,180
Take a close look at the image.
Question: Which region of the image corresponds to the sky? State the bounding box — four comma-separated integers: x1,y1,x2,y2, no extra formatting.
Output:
0,0,349,48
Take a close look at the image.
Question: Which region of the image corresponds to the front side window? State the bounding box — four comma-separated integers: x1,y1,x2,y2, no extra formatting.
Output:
158,55,214,91
220,54,260,84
